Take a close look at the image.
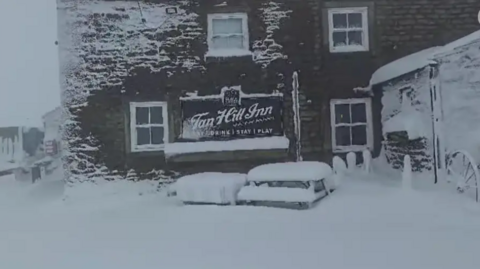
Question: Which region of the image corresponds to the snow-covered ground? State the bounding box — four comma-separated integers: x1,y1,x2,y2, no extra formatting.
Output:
0,167,479,269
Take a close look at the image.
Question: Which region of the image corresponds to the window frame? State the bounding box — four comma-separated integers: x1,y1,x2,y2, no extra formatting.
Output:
207,12,249,52
129,101,169,153
327,7,369,53
330,98,373,153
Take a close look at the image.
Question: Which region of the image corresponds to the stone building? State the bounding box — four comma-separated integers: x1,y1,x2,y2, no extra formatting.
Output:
57,0,480,181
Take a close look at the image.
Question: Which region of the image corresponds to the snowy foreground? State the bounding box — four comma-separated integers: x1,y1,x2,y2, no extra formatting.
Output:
1,171,480,269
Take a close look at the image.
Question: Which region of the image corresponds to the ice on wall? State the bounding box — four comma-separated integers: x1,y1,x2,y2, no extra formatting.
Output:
253,2,292,67
437,42,480,161
57,0,202,181
381,69,433,142
379,66,433,172
58,0,202,98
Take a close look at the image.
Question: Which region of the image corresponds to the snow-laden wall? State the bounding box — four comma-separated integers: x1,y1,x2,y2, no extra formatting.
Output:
58,0,295,181
437,41,480,162
58,0,203,182
253,2,292,67
380,69,433,171
381,70,432,130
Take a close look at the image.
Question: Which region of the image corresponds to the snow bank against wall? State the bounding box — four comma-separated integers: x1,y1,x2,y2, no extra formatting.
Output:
437,41,480,161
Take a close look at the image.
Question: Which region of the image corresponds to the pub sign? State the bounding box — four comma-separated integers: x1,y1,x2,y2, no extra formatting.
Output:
180,86,284,141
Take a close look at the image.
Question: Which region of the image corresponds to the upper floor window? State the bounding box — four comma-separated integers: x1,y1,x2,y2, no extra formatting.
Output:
207,13,250,57
328,7,369,53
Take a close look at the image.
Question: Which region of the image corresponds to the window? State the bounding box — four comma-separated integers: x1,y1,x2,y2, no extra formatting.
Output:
330,98,373,152
328,7,369,53
129,102,168,152
207,13,249,54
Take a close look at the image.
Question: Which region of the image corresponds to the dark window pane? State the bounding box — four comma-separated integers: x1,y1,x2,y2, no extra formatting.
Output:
335,104,350,124
135,107,149,125
348,31,363,46
150,127,165,145
351,103,366,123
136,127,150,145
347,13,362,28
150,106,164,124
335,126,351,146
332,13,347,28
352,125,367,145
332,31,347,47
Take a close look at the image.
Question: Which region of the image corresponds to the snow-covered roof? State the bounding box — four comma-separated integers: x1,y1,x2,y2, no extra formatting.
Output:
367,30,480,87
370,47,441,86
433,29,480,57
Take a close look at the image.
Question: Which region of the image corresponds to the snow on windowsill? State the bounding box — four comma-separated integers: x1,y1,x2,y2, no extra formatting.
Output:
330,44,369,53
164,136,289,157
131,145,165,153
204,49,253,59
247,161,333,182
332,145,370,154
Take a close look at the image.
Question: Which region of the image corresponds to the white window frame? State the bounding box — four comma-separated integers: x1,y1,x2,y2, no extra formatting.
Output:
129,101,169,152
328,7,369,53
330,98,373,153
207,12,249,53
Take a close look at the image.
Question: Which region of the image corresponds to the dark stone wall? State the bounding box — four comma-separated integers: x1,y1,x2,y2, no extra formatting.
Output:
60,0,480,181
60,0,315,180
384,132,433,172
297,0,480,163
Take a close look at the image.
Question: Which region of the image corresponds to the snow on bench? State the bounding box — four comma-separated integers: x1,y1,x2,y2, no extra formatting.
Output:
237,162,334,209
246,161,333,182
172,172,247,205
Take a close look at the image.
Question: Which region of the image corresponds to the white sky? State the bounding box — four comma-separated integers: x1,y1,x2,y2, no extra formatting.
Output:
0,0,60,127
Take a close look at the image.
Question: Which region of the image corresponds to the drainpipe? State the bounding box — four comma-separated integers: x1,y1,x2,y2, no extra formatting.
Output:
292,71,302,162
428,60,446,184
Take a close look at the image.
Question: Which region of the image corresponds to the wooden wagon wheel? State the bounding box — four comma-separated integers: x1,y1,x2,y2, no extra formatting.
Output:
446,150,479,203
